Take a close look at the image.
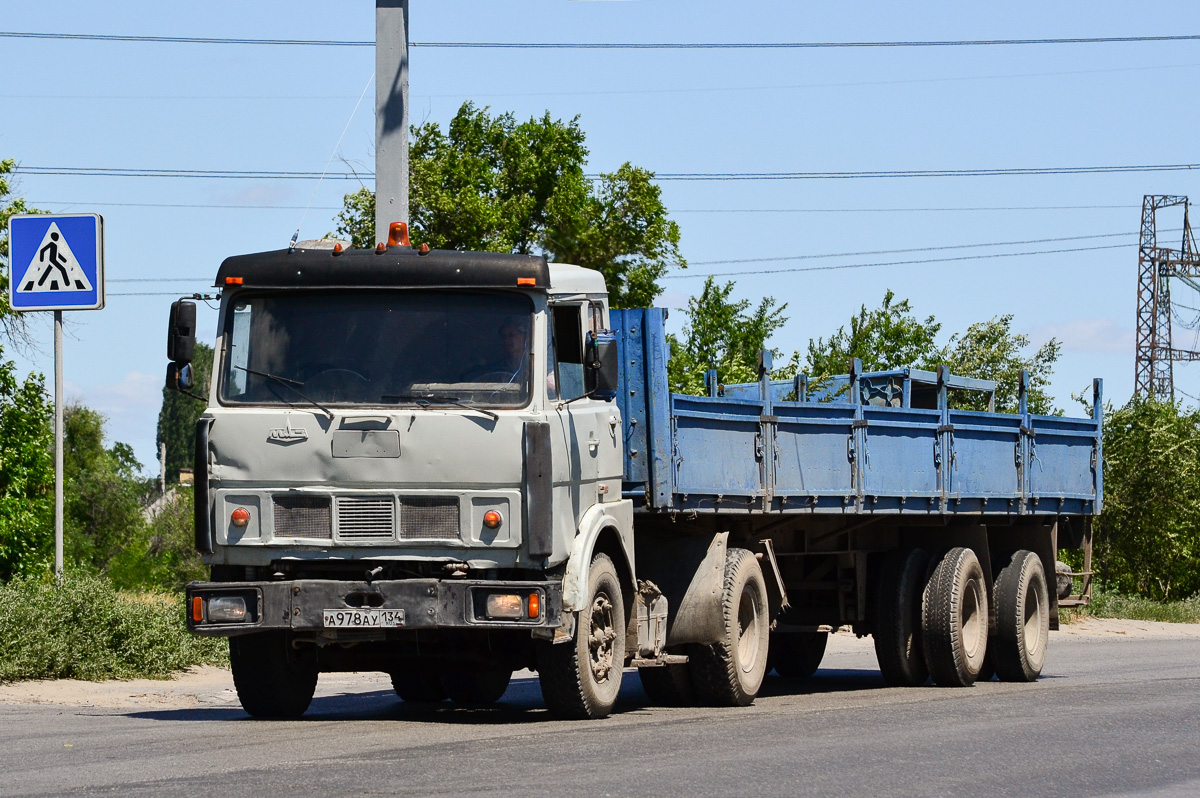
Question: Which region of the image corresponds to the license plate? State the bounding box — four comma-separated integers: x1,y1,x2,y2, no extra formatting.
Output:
322,608,405,628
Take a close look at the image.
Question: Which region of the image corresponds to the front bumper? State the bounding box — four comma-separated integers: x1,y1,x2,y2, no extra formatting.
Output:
187,578,563,637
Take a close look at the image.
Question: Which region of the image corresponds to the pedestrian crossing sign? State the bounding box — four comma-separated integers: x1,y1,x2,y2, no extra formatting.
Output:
7,214,105,312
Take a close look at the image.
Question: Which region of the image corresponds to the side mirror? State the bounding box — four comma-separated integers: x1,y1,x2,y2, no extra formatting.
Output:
166,362,196,392
585,330,619,400
167,300,197,364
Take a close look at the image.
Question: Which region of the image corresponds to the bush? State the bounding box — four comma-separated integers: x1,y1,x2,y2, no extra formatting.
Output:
1084,591,1200,624
1095,399,1200,601
0,572,226,683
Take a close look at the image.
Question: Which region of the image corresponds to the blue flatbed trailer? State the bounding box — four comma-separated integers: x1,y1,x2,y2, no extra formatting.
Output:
611,308,1099,656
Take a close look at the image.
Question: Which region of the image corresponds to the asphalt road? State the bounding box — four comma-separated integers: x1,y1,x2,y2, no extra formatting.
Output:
2,632,1198,798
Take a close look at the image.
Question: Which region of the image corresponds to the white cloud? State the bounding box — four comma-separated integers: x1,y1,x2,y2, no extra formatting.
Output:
1028,317,1134,355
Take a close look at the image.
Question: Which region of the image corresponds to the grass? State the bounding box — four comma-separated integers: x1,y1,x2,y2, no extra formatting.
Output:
0,572,227,684
1061,591,1200,625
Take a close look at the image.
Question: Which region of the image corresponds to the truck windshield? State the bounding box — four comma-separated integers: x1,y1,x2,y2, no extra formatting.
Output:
220,290,533,408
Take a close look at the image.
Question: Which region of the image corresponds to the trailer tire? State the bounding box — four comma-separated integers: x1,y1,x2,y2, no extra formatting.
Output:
229,632,318,719
536,552,625,719
873,548,931,686
992,550,1050,682
442,665,512,705
389,661,447,703
921,547,989,687
690,548,770,706
771,631,828,678
638,650,696,707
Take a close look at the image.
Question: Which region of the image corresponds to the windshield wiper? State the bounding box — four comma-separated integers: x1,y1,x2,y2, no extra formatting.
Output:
234,365,335,420
382,394,499,422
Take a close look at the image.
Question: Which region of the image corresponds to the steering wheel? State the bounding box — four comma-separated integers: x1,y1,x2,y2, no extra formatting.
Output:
469,370,517,383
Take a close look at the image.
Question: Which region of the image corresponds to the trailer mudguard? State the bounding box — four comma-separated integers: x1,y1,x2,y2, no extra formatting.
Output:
561,499,635,612
635,530,729,647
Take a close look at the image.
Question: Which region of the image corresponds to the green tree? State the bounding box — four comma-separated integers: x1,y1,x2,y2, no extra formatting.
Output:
1095,399,1200,601
335,102,684,307
0,160,53,581
0,355,54,581
110,488,206,592
805,290,942,382
667,277,791,395
804,291,1060,414
1,158,42,344
63,404,151,579
940,315,1061,414
156,342,213,483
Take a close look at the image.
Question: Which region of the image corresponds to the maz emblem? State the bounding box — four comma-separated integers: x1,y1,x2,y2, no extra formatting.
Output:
268,426,308,443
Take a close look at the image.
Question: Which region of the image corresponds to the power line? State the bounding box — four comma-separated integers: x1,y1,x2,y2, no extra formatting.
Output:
673,204,1138,214
106,229,1153,286
3,31,1200,48
31,200,343,211
14,163,1200,181
688,229,1147,267
665,242,1132,280
9,62,1200,103
30,200,1136,214
653,165,1200,181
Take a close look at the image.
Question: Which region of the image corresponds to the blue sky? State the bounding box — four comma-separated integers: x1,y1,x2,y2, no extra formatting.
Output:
3,1,1199,473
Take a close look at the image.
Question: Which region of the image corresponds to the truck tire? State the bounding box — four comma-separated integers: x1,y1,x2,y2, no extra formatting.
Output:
873,548,931,686
229,631,318,719
442,665,513,705
771,631,828,678
689,548,771,706
921,547,989,687
1054,560,1074,601
537,552,626,719
992,550,1050,682
389,660,447,703
638,648,696,707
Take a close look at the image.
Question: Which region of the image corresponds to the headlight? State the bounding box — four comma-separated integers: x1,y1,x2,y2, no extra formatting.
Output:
207,596,248,623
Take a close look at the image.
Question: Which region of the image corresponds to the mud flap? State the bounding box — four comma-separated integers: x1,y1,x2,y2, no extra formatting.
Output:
635,531,728,647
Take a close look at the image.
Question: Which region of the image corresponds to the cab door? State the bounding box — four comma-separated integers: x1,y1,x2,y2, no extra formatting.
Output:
549,302,620,528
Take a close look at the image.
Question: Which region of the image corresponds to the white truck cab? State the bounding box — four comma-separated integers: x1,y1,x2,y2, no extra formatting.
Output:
171,243,632,719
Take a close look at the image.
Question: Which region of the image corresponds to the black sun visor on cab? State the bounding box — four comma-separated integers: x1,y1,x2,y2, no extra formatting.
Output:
215,246,549,290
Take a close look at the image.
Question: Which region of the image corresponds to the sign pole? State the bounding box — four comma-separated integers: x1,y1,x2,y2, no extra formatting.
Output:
7,213,105,579
54,309,64,578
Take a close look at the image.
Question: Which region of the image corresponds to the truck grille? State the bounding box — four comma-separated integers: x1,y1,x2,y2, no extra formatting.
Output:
273,495,332,539
399,496,460,540
336,497,396,542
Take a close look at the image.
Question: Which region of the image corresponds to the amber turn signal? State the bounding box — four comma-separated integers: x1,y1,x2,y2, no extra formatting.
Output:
527,593,540,618
192,596,204,623
483,510,502,529
230,507,250,527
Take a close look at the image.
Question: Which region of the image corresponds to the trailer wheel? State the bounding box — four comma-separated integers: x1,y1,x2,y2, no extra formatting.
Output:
638,649,696,707
389,660,447,703
442,665,513,704
921,547,989,687
771,631,828,678
537,552,626,719
229,632,318,719
690,548,770,706
992,550,1050,682
873,548,931,686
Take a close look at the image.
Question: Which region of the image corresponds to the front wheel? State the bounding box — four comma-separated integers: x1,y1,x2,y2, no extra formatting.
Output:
690,548,770,706
229,632,318,719
442,665,513,705
771,631,828,678
537,552,626,719
389,660,447,704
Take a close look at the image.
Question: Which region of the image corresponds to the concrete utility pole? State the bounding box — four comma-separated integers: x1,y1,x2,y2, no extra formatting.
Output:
375,0,410,244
